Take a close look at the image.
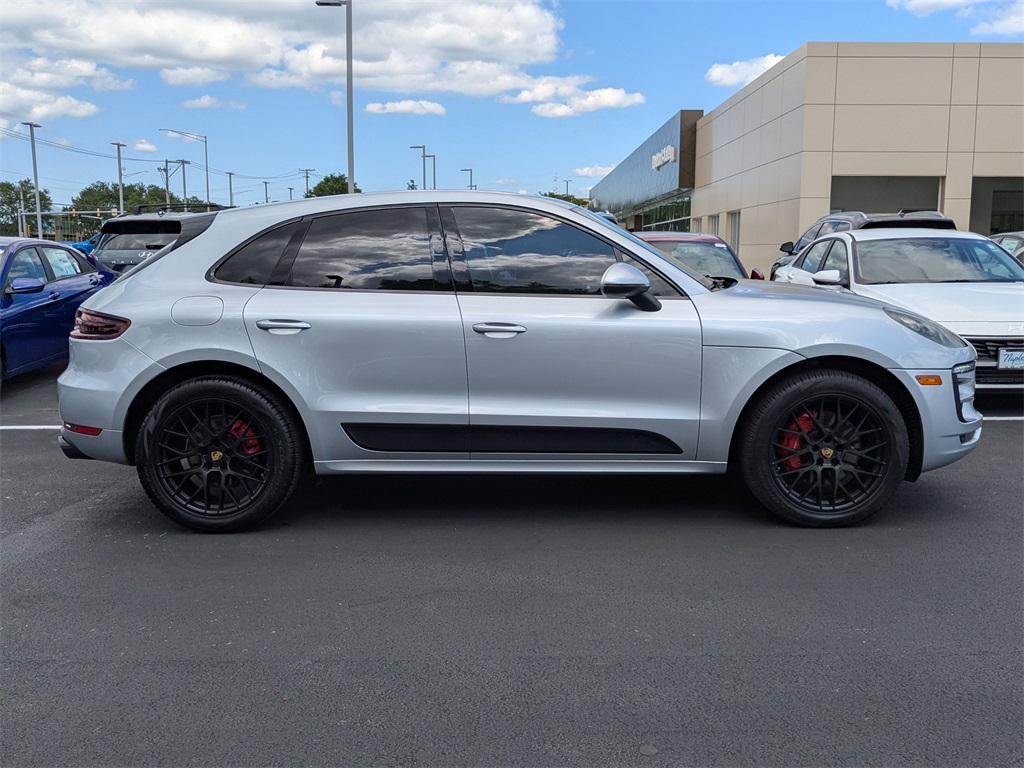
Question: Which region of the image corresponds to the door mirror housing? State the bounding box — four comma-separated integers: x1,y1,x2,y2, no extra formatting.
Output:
6,277,46,295
601,262,662,312
812,269,844,286
780,241,795,254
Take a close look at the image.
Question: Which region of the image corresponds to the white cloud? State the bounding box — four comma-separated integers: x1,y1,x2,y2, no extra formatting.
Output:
885,0,976,16
133,140,157,152
971,0,1024,33
183,95,222,109
495,178,520,186
531,87,644,118
6,58,134,91
365,100,446,115
574,165,615,178
0,82,99,121
161,67,230,86
886,0,1024,34
0,0,642,122
705,54,784,88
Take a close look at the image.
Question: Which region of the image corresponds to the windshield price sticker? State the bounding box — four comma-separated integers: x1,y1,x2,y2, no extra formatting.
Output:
997,348,1024,369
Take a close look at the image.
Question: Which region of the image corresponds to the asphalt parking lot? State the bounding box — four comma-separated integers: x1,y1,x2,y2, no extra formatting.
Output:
2,364,1022,767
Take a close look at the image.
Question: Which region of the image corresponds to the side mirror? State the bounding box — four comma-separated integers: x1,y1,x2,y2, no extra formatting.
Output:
750,268,765,280
812,269,844,286
780,241,795,254
6,277,46,295
601,262,662,312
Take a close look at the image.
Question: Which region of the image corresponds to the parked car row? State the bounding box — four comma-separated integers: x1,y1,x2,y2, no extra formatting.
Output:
1,237,116,381
55,191,983,534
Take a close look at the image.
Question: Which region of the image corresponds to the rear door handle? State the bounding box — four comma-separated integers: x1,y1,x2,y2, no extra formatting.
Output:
255,319,312,335
472,322,527,338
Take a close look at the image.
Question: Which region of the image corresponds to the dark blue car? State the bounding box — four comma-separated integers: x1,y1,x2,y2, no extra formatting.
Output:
1,237,116,382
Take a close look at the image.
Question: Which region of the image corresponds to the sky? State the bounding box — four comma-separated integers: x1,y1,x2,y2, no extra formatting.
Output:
1,0,1022,210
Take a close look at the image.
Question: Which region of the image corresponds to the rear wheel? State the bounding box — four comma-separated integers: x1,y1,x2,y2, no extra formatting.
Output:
740,370,909,527
136,377,303,532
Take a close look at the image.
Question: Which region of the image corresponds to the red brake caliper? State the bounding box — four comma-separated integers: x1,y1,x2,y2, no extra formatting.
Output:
228,419,261,456
777,411,815,471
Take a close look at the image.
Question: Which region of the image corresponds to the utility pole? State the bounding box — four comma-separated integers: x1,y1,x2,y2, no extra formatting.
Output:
112,142,126,213
227,172,235,206
178,160,190,210
161,161,171,205
21,122,43,237
300,169,315,194
263,181,269,203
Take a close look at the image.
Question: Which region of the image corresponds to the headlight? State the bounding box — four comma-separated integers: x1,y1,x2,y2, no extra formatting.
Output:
884,308,966,348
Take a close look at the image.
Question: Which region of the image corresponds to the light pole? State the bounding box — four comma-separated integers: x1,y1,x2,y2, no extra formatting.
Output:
564,179,573,196
111,142,126,213
425,154,437,189
263,181,269,203
161,128,209,206
410,145,426,190
227,171,235,206
21,122,43,237
315,0,355,193
288,187,294,200
461,168,475,190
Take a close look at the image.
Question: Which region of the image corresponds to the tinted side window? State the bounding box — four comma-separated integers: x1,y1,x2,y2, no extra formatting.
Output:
795,223,824,251
453,206,616,295
39,246,85,279
820,240,849,279
288,208,434,291
620,253,682,298
799,240,833,273
215,221,300,285
5,248,48,286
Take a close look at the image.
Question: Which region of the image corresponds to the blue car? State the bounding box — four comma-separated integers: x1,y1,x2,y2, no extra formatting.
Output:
1,237,116,382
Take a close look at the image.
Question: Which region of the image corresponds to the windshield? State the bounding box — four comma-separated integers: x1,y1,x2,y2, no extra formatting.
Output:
641,239,744,280
855,237,1024,284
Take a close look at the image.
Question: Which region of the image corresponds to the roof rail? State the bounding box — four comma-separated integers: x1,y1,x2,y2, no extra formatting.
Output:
127,203,231,215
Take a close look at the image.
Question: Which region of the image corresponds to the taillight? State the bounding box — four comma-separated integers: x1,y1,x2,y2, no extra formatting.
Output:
71,308,131,340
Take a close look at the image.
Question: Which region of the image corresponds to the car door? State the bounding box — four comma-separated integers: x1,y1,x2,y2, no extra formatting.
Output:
37,245,108,327
775,239,834,286
444,204,703,462
242,205,470,463
1,246,68,374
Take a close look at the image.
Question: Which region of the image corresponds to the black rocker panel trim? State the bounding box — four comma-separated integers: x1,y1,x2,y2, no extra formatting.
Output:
342,424,682,454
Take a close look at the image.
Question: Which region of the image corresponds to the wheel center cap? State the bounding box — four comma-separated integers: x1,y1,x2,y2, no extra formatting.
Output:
820,447,835,459
210,450,224,461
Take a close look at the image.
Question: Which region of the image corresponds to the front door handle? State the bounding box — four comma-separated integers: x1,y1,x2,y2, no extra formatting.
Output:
255,319,312,335
472,322,527,338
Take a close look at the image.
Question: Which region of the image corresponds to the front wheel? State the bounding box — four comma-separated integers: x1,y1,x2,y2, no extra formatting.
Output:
740,370,909,527
136,377,303,532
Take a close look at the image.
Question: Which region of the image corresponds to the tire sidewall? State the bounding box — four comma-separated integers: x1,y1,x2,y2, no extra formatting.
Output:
136,377,301,533
741,371,909,527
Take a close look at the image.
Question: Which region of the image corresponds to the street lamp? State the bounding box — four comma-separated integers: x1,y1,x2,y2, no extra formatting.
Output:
425,154,436,189
315,0,355,193
461,168,475,190
410,145,426,190
21,122,43,237
111,142,126,213
161,128,209,207
564,179,573,196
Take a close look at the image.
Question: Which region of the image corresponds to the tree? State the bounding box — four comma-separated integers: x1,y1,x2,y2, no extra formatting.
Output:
70,181,184,216
0,179,53,236
542,191,589,207
304,173,360,197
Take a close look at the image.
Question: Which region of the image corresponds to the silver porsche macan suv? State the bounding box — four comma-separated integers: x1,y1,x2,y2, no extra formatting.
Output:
57,191,982,532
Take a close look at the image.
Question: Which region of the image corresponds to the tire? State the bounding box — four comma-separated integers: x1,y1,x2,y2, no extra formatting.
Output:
135,377,303,532
740,370,909,527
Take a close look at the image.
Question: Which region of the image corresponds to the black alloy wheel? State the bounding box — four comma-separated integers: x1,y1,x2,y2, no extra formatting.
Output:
136,377,303,532
741,370,909,527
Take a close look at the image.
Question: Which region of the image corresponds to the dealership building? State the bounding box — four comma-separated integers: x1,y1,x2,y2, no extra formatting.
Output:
589,41,1024,275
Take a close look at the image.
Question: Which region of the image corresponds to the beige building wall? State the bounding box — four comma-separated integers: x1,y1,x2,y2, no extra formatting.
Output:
691,42,1024,275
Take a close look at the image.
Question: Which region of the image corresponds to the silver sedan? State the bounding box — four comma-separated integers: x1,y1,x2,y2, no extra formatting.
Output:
57,191,981,532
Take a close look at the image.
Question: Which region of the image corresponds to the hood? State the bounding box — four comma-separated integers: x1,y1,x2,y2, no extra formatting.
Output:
854,283,1024,334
